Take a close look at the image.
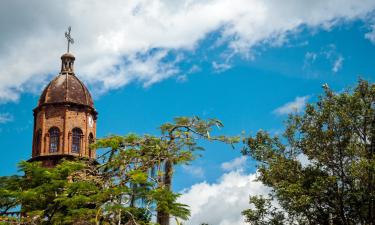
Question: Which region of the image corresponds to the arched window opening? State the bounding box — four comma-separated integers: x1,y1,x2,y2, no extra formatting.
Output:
88,133,94,157
49,127,60,153
72,128,83,154
35,129,42,154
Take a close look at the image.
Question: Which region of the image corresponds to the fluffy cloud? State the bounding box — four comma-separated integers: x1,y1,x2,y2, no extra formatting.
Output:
175,157,269,225
296,153,312,168
177,170,270,225
221,156,247,171
274,96,310,115
1,0,374,102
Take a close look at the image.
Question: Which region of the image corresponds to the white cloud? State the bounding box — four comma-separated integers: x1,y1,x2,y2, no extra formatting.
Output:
187,65,201,74
177,170,270,225
212,61,232,73
303,44,344,74
221,156,247,171
304,52,318,63
0,113,13,124
182,165,205,178
332,55,344,73
296,153,312,168
0,0,374,102
274,96,310,115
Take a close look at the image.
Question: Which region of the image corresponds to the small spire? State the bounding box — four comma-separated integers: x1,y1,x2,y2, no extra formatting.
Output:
61,27,76,74
65,26,74,53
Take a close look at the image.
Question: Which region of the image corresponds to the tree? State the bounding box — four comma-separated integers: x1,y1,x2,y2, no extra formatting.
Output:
155,117,238,225
2,160,104,224
0,117,238,225
94,117,238,225
242,196,284,225
0,176,21,216
242,80,375,225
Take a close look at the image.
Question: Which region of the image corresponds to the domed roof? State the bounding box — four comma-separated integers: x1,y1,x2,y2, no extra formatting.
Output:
37,52,94,108
38,73,94,107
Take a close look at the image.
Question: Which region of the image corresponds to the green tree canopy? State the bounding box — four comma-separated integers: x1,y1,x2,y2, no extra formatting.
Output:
242,80,375,225
0,117,238,225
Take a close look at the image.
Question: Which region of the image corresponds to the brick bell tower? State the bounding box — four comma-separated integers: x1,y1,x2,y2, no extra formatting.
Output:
29,27,98,166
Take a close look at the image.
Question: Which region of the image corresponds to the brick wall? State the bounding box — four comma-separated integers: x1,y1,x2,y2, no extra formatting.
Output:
31,104,97,160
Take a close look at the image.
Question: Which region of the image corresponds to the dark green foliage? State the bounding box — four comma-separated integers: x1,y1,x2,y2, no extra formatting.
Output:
11,160,103,224
242,80,375,225
242,196,285,225
0,175,21,215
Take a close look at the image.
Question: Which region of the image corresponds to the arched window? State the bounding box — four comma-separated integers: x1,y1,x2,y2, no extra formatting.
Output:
49,127,60,153
88,133,94,157
35,129,42,154
72,128,83,153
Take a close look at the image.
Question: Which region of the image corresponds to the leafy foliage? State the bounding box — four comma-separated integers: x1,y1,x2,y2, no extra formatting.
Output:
0,117,238,225
242,80,375,225
95,116,239,225
242,196,284,225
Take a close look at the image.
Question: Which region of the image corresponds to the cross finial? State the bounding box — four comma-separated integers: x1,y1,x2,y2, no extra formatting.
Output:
65,26,74,53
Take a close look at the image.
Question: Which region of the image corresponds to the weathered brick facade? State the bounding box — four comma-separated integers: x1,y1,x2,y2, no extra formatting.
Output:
29,53,98,166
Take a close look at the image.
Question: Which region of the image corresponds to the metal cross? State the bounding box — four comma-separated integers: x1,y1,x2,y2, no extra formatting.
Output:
65,26,74,53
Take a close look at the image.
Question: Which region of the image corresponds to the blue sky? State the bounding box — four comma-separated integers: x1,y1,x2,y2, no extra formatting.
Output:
0,1,375,224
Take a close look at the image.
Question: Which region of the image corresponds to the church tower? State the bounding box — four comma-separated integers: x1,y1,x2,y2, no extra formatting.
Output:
29,28,97,166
